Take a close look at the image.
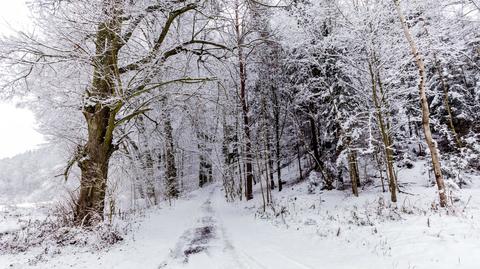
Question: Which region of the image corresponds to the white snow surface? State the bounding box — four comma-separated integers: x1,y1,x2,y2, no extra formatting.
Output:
2,161,480,268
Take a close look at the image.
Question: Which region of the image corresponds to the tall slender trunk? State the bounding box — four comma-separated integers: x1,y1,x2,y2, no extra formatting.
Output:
238,158,244,201
240,47,253,201
275,130,282,192
348,150,360,197
368,60,397,203
164,111,178,199
266,128,276,190
434,56,463,148
255,151,266,212
261,97,273,202
271,86,283,192
309,115,321,171
376,63,398,196
263,146,271,204
261,95,275,190
137,116,157,205
235,2,253,200
394,0,447,207
374,148,386,193
297,142,303,182
222,115,236,201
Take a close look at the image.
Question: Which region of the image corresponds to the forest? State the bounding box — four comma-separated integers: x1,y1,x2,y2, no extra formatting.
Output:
0,0,479,268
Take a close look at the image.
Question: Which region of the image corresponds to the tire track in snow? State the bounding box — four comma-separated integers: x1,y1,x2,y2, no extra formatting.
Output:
158,187,246,269
159,186,316,269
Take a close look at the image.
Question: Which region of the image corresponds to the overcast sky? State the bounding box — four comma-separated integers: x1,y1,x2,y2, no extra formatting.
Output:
0,1,44,159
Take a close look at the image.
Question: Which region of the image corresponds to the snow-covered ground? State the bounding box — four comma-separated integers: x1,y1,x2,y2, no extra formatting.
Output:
0,203,56,238
1,160,480,269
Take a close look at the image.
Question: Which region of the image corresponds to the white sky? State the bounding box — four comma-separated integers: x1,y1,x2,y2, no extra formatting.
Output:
0,1,44,159
0,1,29,32
0,103,44,159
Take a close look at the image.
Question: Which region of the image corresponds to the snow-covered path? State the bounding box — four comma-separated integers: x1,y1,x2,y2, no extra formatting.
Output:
158,187,244,269
156,186,396,269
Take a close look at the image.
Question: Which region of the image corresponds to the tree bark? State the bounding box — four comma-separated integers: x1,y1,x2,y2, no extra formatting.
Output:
368,60,397,203
394,0,447,207
222,115,236,201
75,0,122,226
297,142,303,182
272,87,283,192
309,115,321,172
348,150,360,197
235,1,254,200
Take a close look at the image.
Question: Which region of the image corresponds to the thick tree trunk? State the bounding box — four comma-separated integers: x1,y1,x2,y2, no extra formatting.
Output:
394,0,447,207
75,1,122,225
76,144,110,225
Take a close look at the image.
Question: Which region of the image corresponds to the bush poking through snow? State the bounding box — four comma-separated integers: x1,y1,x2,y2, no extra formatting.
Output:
0,204,131,265
0,218,126,254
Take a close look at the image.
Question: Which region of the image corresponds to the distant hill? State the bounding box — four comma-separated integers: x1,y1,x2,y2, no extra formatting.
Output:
0,146,74,204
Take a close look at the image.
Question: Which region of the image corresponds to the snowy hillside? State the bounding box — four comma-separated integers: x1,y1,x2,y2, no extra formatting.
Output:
0,146,68,204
